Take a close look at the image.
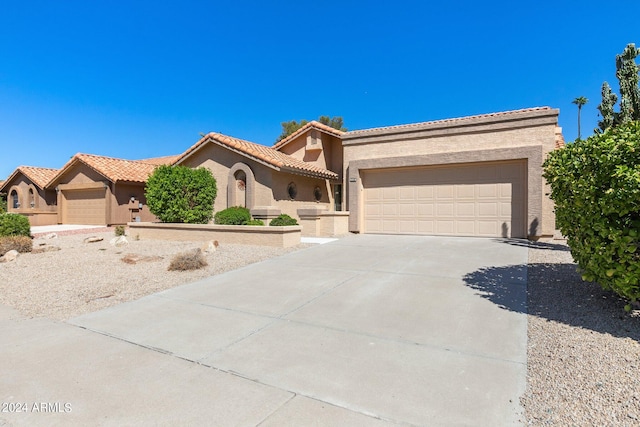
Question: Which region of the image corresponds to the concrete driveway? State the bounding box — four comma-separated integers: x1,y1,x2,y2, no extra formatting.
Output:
1,234,528,426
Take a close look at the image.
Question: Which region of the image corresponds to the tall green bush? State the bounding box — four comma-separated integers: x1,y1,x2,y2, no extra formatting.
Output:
0,194,6,213
0,213,31,237
145,165,217,224
543,121,640,308
214,206,251,225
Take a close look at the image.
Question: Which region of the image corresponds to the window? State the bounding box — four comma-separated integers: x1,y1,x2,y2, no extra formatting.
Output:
10,190,19,209
29,188,35,208
314,186,322,202
287,182,297,200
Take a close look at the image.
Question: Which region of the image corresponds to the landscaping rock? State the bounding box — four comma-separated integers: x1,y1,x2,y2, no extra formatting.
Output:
44,233,58,239
201,240,219,254
83,236,104,244
0,250,19,263
121,253,163,265
110,236,129,247
32,245,62,254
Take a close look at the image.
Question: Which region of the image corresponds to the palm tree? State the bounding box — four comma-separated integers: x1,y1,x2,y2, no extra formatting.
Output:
572,96,588,140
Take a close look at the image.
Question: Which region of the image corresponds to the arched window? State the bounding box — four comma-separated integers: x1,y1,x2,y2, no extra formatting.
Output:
10,190,19,209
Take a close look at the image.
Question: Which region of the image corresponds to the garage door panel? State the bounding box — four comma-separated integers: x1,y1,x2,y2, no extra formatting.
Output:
456,202,475,216
362,161,525,238
398,203,415,216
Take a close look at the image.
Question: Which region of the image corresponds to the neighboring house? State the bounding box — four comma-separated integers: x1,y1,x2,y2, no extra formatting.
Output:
174,122,343,227
47,153,178,225
341,107,562,238
0,166,59,225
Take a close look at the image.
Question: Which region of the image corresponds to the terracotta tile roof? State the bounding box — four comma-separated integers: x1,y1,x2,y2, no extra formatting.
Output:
0,166,59,191
49,153,171,186
137,155,181,165
176,133,339,180
344,107,556,137
272,120,345,150
554,126,566,149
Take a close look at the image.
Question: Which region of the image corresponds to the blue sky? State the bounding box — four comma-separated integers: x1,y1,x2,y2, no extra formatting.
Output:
1,1,639,179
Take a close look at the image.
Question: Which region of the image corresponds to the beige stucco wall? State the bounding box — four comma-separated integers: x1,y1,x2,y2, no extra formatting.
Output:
270,171,331,220
277,132,344,181
110,182,158,225
342,109,560,237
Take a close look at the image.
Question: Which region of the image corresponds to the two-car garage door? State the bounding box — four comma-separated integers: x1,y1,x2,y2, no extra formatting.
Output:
362,161,526,238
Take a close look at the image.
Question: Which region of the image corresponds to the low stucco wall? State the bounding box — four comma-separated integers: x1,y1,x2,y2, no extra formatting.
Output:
22,211,58,226
298,207,350,237
128,222,302,248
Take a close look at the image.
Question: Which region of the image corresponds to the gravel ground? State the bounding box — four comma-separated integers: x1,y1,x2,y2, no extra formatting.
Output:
0,229,308,320
523,240,640,426
2,231,639,425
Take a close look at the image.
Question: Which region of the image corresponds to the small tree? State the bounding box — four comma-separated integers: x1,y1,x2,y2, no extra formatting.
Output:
543,121,640,309
145,165,217,224
0,193,6,213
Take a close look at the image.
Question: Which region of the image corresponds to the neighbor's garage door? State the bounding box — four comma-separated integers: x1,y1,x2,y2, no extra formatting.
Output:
62,188,107,225
363,161,526,238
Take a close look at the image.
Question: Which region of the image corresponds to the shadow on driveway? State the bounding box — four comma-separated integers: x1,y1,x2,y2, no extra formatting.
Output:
463,262,639,342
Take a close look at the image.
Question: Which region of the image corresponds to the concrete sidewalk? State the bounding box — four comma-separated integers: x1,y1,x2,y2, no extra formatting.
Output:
1,235,528,426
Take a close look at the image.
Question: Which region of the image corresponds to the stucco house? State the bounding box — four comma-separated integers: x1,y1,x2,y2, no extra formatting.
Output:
174,121,349,235
0,166,59,225
46,153,178,225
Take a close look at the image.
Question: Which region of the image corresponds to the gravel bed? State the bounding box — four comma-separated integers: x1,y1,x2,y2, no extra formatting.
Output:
523,240,640,426
0,230,308,321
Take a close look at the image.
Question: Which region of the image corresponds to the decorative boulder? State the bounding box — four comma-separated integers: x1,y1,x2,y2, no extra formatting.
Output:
0,250,19,263
201,240,219,254
32,245,61,254
83,236,104,244
110,236,129,247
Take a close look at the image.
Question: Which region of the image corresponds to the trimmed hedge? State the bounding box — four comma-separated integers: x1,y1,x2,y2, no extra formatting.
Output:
269,214,298,226
245,219,265,226
214,206,251,225
0,213,31,237
543,121,640,309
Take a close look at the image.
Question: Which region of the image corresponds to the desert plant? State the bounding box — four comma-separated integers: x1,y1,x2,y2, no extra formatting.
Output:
543,121,640,309
114,225,126,236
146,165,217,224
0,235,33,256
269,214,298,226
168,248,208,271
214,206,251,225
0,213,31,237
245,219,265,226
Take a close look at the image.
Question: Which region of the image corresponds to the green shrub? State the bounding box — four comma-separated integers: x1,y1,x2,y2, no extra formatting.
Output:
0,235,33,256
168,249,208,271
0,213,31,237
269,214,298,226
114,225,126,236
146,165,217,224
543,121,640,308
245,219,265,226
214,206,251,225
0,194,6,213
